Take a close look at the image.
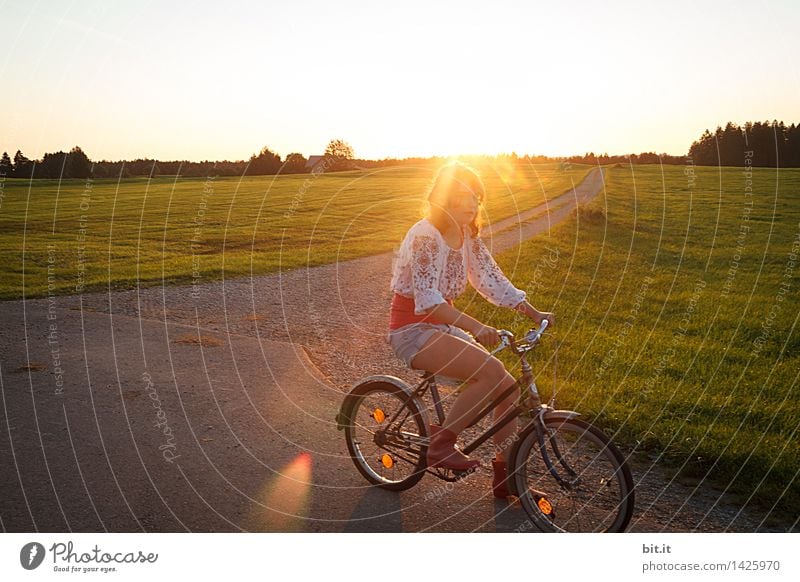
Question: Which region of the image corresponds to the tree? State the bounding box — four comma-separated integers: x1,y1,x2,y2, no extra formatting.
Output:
12,150,33,178
37,151,68,178
718,122,745,166
0,151,12,176
66,146,92,179
282,152,308,174
247,146,282,175
325,139,354,160
688,129,715,165
324,139,355,170
787,123,800,167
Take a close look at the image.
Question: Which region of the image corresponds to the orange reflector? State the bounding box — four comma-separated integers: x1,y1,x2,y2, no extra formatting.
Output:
381,454,394,468
538,497,553,515
372,408,385,423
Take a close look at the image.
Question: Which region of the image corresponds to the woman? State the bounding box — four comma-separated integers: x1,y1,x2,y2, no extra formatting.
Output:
387,161,554,499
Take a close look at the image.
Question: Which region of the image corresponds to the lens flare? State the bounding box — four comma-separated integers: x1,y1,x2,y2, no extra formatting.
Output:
249,451,313,531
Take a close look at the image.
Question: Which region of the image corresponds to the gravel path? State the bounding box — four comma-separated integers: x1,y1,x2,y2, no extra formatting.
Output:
2,167,789,532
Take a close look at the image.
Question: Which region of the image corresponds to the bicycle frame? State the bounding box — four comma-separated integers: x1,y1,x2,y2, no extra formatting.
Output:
422,372,525,456
395,329,581,482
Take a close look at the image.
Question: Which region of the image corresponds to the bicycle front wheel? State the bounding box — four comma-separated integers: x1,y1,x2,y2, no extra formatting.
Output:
342,381,428,491
511,417,635,532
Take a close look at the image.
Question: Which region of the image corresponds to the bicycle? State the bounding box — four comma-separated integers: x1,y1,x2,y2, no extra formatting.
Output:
335,320,635,532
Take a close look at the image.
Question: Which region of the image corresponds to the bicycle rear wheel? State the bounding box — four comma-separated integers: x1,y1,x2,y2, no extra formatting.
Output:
511,417,634,532
342,381,428,491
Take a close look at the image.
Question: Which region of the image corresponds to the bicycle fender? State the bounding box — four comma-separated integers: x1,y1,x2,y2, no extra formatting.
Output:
347,374,412,394
335,375,423,431
542,409,581,422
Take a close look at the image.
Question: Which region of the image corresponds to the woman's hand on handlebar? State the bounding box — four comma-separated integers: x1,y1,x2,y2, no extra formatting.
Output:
533,310,555,328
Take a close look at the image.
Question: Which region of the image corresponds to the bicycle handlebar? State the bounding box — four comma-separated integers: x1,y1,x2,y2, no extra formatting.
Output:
492,319,549,355
530,318,549,340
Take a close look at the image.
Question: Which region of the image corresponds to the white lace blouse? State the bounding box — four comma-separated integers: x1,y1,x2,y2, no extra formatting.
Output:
390,218,527,314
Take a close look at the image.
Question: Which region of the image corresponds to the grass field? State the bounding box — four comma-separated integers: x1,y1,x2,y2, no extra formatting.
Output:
0,161,590,300
457,164,800,523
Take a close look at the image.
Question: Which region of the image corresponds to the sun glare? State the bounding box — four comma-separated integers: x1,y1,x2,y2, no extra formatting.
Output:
248,452,313,532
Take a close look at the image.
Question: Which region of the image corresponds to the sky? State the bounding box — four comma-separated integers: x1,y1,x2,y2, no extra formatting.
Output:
1,0,798,162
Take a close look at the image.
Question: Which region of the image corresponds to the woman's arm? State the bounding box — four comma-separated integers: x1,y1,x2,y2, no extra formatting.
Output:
426,303,501,347
426,301,553,347
465,236,555,329
514,300,556,327
466,236,527,308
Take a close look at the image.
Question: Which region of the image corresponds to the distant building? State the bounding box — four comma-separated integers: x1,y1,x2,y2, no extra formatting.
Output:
305,155,326,172
304,153,360,172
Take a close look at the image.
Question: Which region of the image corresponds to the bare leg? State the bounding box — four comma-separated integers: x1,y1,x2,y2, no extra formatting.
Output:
490,392,518,462
411,331,517,461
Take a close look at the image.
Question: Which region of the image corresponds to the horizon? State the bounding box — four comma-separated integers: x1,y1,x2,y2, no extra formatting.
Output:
0,146,699,165
2,0,799,162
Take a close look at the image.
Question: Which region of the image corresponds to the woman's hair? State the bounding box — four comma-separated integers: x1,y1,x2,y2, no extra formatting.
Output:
425,161,485,237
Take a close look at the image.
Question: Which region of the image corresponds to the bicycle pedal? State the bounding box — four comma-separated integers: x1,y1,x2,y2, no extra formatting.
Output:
429,467,458,482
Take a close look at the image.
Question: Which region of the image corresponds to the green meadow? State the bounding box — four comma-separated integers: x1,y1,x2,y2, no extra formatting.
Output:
459,164,800,523
0,162,590,300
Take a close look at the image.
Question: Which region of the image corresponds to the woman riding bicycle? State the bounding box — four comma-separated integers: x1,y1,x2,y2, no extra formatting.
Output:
387,161,555,498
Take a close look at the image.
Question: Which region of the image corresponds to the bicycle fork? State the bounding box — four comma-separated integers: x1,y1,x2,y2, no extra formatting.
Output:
533,410,579,491
521,361,581,492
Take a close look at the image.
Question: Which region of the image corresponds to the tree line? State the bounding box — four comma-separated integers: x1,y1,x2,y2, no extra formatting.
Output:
0,147,93,179
688,120,800,167
0,139,357,179
560,120,799,167
2,121,798,179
